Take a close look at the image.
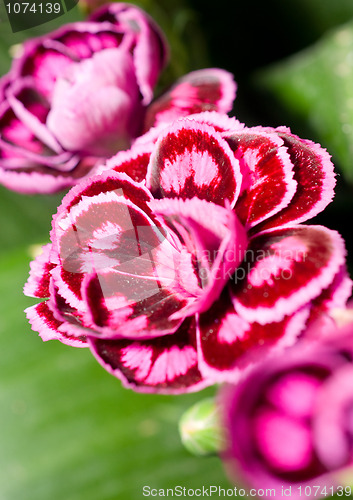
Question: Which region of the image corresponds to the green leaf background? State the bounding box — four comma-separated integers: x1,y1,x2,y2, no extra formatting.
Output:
1,1,353,499
258,21,353,183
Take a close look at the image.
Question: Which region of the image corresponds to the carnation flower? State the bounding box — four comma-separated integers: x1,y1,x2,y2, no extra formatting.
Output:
0,3,235,193
24,112,351,393
221,321,353,497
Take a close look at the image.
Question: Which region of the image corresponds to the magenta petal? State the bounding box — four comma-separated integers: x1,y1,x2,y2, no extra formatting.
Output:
135,108,242,148
150,196,248,315
303,266,353,339
88,317,209,393
55,189,167,276
146,119,242,206
221,348,338,495
54,26,128,62
17,22,129,99
2,10,167,194
257,129,336,231
188,111,244,134
0,79,88,193
267,371,321,419
0,87,51,163
0,86,80,170
314,365,353,469
6,79,63,155
90,3,168,104
231,225,346,325
314,266,353,313
144,69,236,130
54,184,193,338
54,25,127,60
54,170,155,222
129,9,169,105
225,129,297,229
47,48,143,156
136,110,242,151
0,74,12,101
23,244,54,298
25,302,88,347
50,265,85,312
81,269,187,338
320,267,353,311
253,409,313,472
197,290,309,383
44,278,90,339
0,168,79,194
18,42,74,100
100,141,154,183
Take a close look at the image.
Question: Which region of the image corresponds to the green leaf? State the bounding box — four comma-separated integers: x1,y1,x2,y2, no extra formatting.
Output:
257,21,353,183
0,186,65,255
270,0,353,41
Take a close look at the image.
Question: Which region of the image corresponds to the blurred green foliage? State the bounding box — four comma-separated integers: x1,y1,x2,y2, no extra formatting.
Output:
258,21,353,183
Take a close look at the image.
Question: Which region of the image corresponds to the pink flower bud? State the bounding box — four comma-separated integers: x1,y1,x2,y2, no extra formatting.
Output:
222,323,353,497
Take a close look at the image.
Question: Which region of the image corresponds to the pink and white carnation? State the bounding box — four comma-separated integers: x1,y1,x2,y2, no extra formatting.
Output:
221,320,353,497
0,2,235,193
24,112,351,393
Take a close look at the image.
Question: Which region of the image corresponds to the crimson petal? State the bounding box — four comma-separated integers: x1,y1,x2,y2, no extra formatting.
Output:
100,141,154,183
54,170,155,224
25,301,88,347
23,244,54,298
146,119,241,206
88,317,209,393
144,69,236,130
54,182,194,338
231,225,346,325
81,270,188,338
150,196,247,316
17,43,74,100
197,291,309,382
255,128,336,231
303,266,353,338
225,129,297,229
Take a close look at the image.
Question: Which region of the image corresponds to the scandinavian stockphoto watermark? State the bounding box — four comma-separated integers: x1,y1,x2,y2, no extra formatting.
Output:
1,0,78,32
142,485,353,497
142,486,276,497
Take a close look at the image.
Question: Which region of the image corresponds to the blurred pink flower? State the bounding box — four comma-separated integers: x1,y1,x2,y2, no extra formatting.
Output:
0,3,236,194
221,320,353,498
0,3,167,193
24,112,350,393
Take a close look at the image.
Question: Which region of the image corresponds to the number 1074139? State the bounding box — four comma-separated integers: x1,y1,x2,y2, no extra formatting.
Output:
5,2,62,14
